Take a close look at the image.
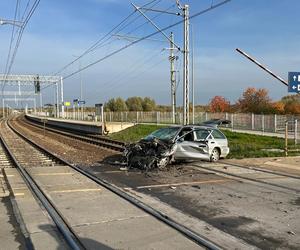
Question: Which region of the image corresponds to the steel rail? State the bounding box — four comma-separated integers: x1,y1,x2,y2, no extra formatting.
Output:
0,120,85,250
191,163,300,194
220,161,300,180
9,117,222,250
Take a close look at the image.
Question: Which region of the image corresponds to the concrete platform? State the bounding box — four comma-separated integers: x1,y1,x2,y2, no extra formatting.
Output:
26,114,135,135
4,168,70,250
26,114,103,134
0,171,27,250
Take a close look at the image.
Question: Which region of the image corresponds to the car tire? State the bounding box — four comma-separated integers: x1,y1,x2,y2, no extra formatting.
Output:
157,157,170,169
210,148,220,162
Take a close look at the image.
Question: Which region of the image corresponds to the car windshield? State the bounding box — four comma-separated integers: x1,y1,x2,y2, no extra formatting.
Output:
145,127,180,141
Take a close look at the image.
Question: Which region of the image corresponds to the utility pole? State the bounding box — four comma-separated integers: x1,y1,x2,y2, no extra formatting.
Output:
60,77,64,118
56,82,59,117
191,24,195,124
182,4,190,125
80,63,83,120
169,32,177,124
131,0,228,124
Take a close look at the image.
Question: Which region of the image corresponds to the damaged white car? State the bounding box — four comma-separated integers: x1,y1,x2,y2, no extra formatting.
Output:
124,120,230,170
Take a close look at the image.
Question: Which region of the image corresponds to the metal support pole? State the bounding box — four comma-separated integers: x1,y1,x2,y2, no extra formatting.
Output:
100,105,104,135
285,121,288,156
56,82,59,118
34,98,36,114
274,114,277,133
295,120,298,145
262,114,265,134
170,32,176,124
251,113,254,130
40,92,43,114
191,23,195,124
80,62,83,120
60,77,64,118
2,99,4,118
183,4,190,125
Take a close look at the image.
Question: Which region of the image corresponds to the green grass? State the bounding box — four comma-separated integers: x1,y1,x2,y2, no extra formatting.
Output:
109,124,300,159
109,124,166,143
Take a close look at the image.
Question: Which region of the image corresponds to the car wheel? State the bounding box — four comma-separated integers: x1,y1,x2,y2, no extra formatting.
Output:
157,157,170,169
210,148,220,162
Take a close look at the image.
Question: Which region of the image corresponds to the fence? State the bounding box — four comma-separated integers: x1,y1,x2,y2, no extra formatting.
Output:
35,110,300,144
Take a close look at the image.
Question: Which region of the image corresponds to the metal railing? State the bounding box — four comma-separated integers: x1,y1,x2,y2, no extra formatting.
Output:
34,110,300,144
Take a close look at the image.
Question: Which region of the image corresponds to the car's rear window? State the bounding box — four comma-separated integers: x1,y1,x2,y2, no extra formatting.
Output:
212,129,226,139
195,129,210,140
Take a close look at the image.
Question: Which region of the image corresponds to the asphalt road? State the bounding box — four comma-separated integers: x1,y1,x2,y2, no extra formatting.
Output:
85,160,300,250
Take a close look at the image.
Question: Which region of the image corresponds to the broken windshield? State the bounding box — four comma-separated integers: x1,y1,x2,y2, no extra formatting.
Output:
145,127,180,141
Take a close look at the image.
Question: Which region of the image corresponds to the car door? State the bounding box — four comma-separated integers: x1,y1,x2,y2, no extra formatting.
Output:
174,128,210,161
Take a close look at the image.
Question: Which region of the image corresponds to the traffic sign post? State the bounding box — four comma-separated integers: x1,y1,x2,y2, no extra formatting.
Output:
288,72,300,93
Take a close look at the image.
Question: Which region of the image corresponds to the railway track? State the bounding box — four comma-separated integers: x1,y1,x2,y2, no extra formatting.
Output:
0,119,84,250
21,115,300,193
1,116,223,250
190,161,300,194
22,115,124,152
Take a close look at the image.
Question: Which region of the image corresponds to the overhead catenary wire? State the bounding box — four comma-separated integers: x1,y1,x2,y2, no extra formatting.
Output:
3,0,20,75
99,47,166,97
53,0,162,76
33,0,166,96
2,0,41,92
62,0,231,81
23,0,231,104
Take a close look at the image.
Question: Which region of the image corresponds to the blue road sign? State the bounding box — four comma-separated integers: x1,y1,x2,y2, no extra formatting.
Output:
288,72,300,93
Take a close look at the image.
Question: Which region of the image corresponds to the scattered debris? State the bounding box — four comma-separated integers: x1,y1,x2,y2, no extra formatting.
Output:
287,231,296,236
170,186,177,190
120,167,129,171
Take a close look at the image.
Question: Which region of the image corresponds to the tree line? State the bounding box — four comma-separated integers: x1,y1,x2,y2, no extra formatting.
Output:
208,88,300,114
105,96,156,112
103,88,300,114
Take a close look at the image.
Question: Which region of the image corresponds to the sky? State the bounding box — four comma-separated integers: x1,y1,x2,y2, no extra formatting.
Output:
0,0,299,107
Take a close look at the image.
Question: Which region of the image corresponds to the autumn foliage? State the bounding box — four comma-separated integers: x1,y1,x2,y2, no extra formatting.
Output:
208,89,299,114
209,96,230,112
236,87,274,113
271,102,285,114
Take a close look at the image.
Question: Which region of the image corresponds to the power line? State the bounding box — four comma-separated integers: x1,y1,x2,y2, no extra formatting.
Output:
102,54,168,98
99,47,165,96
35,0,164,95
2,0,41,92
4,0,20,74
53,0,162,76
63,0,231,81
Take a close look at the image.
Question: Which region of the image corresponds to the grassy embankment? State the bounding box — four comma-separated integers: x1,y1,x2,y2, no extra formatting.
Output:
109,124,300,159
